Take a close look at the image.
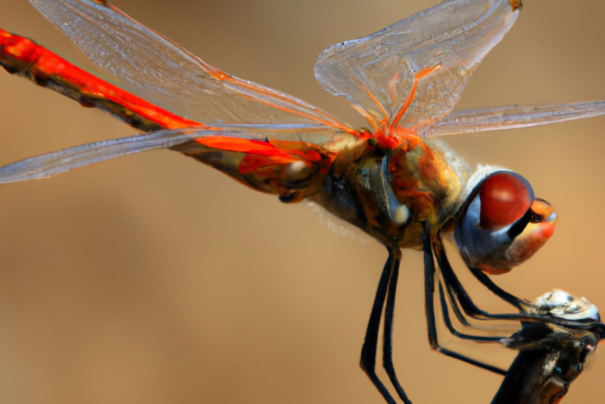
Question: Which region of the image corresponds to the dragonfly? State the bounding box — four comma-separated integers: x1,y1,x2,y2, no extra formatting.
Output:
0,0,604,403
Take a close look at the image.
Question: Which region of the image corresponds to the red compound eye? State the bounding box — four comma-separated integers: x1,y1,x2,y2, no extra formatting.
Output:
479,172,532,231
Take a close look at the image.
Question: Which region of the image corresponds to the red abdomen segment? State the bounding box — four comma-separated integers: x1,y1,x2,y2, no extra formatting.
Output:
0,29,200,131
174,136,334,201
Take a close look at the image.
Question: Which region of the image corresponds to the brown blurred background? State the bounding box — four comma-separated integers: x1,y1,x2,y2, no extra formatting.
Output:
0,0,604,403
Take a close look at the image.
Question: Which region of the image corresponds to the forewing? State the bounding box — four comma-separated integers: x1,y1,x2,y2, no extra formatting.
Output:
424,102,605,137
315,0,519,132
29,0,351,132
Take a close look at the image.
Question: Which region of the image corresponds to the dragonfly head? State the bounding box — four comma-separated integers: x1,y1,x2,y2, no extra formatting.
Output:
454,170,557,275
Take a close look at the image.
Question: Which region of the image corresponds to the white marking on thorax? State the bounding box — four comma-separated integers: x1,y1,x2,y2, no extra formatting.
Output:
392,205,410,225
286,161,308,177
381,157,410,225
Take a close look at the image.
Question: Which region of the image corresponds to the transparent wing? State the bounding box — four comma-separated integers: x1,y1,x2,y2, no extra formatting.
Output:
0,125,343,184
423,102,605,137
315,0,519,132
29,0,352,133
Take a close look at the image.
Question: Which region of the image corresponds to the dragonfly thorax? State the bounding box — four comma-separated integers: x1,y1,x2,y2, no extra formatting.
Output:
310,134,469,248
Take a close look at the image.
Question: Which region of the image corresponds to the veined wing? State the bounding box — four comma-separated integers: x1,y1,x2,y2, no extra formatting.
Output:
0,125,348,188
0,27,348,196
1,29,341,137
424,102,605,137
29,0,353,133
0,129,204,184
315,0,519,133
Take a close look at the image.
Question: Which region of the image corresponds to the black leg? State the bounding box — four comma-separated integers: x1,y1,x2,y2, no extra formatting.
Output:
435,239,530,322
442,277,472,327
441,274,519,333
437,280,504,343
432,234,593,328
382,247,411,404
423,233,507,375
467,265,530,311
360,249,398,404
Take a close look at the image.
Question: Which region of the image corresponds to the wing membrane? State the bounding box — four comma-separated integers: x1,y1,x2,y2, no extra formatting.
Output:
424,102,605,137
0,125,343,184
29,0,352,133
0,128,205,183
315,0,519,132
